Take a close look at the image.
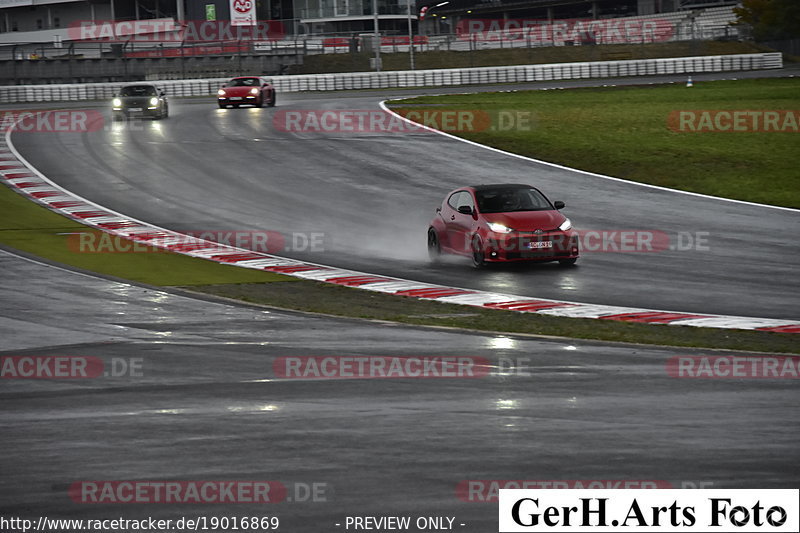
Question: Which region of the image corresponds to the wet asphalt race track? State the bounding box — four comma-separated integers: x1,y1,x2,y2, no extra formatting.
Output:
11,69,800,320
1,249,798,531
1,70,799,530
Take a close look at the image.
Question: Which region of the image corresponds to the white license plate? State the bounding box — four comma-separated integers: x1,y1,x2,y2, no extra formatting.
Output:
229,97,243,101
128,107,142,112
528,241,553,249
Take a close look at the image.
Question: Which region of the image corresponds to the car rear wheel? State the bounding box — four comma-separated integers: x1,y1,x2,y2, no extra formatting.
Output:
559,258,578,266
471,236,486,268
427,229,441,263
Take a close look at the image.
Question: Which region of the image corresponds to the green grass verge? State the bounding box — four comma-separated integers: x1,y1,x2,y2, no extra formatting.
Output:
188,281,798,354
390,78,800,208
0,184,291,286
289,40,772,74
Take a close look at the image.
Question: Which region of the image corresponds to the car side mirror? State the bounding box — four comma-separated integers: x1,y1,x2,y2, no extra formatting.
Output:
553,201,565,210
221,83,227,88
457,205,473,215
159,91,166,97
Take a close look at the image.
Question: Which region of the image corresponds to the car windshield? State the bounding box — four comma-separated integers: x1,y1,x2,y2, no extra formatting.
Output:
476,187,552,213
119,85,157,97
228,78,260,87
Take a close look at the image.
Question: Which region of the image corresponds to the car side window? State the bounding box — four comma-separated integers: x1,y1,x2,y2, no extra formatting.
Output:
447,192,463,210
456,192,474,210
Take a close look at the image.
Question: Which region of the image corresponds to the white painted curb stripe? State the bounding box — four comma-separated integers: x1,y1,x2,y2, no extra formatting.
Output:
2,116,797,334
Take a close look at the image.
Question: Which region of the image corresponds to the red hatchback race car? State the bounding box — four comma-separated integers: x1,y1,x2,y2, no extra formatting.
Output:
428,184,579,267
217,76,276,108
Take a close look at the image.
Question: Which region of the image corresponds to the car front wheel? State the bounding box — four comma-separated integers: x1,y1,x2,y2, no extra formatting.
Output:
471,236,486,268
427,229,441,263
559,258,578,266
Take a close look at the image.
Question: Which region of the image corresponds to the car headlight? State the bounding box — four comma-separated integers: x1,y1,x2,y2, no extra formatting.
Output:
149,97,159,106
112,98,121,107
487,222,513,234
559,218,572,231
250,88,259,95
217,89,226,96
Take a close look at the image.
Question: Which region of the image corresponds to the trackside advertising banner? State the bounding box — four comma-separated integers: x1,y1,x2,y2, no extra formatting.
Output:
230,0,256,26
498,490,799,532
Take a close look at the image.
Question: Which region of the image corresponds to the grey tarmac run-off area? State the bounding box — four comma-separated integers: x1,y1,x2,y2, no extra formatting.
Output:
0,249,798,530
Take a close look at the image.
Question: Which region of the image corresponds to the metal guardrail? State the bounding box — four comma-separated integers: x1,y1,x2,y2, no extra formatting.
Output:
0,52,782,103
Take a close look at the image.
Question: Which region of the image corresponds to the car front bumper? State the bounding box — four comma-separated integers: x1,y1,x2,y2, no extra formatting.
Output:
482,231,580,262
113,106,161,117
218,96,259,105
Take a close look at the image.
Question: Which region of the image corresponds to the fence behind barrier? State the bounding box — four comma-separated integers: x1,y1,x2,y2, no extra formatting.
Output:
0,52,782,103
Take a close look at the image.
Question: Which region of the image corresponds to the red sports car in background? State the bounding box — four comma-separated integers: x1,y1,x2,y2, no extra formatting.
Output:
428,184,579,267
217,76,276,108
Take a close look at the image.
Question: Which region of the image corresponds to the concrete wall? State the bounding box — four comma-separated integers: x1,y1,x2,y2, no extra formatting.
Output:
0,51,305,84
